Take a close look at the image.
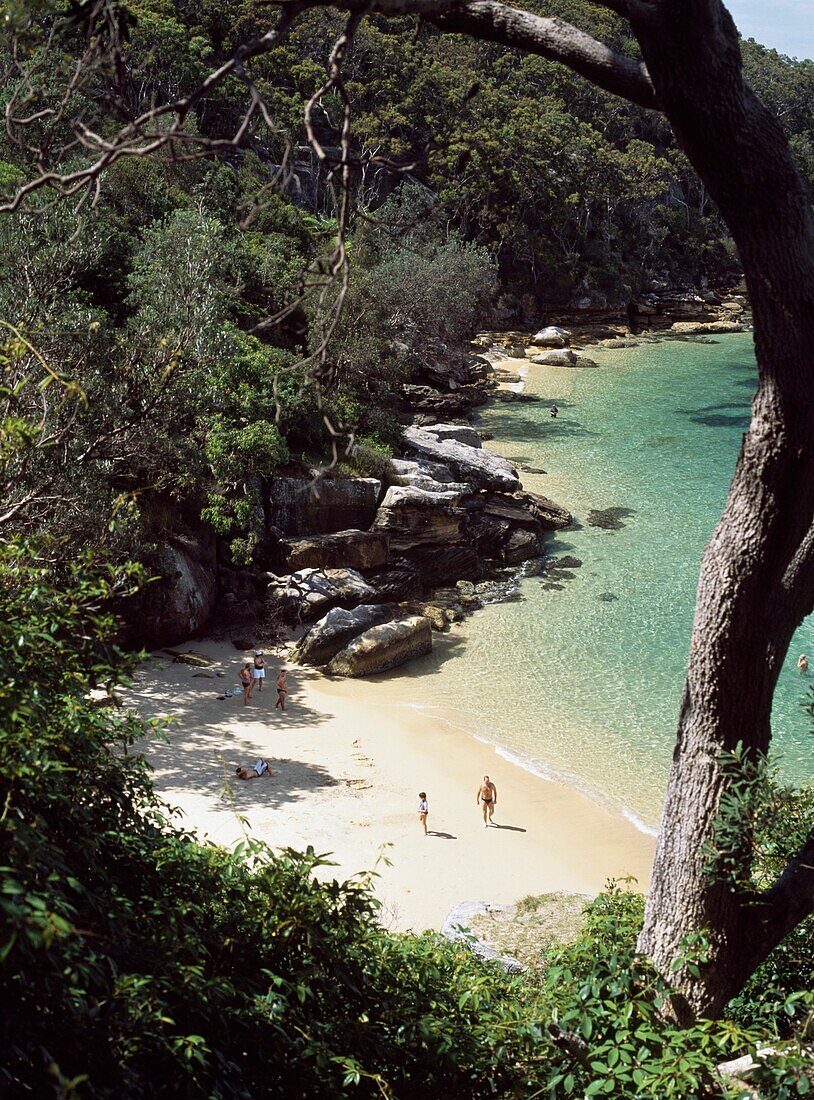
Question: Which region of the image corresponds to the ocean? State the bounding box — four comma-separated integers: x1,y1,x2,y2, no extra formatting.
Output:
413,333,814,832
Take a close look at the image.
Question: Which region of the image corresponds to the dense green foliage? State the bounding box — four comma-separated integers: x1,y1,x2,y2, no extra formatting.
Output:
1,520,813,1094
1,0,813,561
3,3,814,1094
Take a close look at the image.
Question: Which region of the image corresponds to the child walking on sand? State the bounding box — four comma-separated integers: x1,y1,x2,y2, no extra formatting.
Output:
418,791,429,836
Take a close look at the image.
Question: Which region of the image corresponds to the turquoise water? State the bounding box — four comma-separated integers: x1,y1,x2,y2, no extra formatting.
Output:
417,334,814,830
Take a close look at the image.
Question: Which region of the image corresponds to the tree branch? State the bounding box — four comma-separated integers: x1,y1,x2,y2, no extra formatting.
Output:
760,828,814,946
298,0,658,109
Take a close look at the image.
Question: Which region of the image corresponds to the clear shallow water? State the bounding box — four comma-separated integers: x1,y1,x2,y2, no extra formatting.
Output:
416,334,814,830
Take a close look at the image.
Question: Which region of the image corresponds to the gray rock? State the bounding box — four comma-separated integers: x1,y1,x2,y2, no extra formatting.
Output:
529,349,578,366
365,562,422,603
277,567,377,622
441,901,525,973
268,476,381,536
293,603,396,666
278,529,389,572
142,537,217,646
374,485,468,550
531,325,571,348
405,544,482,587
403,427,521,493
423,423,483,449
390,457,458,485
502,528,541,565
327,615,432,677
520,491,573,530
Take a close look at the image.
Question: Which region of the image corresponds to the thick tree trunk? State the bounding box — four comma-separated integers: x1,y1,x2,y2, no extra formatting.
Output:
627,1,814,1019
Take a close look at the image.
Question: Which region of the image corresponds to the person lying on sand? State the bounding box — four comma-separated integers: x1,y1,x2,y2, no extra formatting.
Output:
477,775,497,827
235,760,271,780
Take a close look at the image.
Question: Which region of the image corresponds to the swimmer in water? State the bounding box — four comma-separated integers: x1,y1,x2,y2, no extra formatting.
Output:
550,403,559,419
798,654,809,672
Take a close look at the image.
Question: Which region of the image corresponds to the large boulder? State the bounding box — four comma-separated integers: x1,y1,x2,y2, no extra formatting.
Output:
389,458,469,494
142,536,217,646
390,457,458,485
529,349,578,366
403,426,521,493
274,567,377,622
373,485,468,550
327,615,432,677
293,603,396,666
277,529,389,572
268,476,381,535
531,325,571,348
423,423,483,449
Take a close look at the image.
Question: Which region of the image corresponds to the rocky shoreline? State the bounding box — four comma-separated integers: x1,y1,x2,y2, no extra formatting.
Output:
137,281,751,676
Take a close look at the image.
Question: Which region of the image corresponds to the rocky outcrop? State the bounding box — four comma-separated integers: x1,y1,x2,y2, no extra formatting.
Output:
293,603,396,666
502,529,541,564
517,491,573,531
364,561,422,603
141,536,218,646
271,567,377,622
670,320,747,335
277,529,389,572
403,426,521,493
327,615,432,677
403,544,482,587
268,476,381,535
373,485,468,550
423,423,483,448
402,384,487,423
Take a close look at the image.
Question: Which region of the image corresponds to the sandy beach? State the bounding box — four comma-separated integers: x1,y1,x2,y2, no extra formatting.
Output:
129,638,656,932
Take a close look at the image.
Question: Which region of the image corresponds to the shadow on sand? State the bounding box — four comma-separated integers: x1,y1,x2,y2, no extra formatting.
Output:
129,660,338,814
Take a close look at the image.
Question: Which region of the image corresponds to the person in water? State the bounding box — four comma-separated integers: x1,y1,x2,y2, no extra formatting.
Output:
253,651,266,692
550,403,559,419
798,654,809,672
418,791,429,836
477,775,497,827
235,760,270,780
276,668,288,711
240,663,253,705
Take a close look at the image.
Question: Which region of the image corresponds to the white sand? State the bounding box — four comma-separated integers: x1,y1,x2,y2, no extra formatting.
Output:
128,640,656,932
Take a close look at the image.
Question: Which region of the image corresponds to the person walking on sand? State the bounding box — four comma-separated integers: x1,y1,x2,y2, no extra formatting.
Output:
418,791,429,836
253,651,266,692
477,775,497,827
240,663,253,705
275,668,288,711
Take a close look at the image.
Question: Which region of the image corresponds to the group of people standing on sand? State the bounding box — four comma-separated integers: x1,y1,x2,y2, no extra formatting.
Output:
240,652,288,710
416,775,498,835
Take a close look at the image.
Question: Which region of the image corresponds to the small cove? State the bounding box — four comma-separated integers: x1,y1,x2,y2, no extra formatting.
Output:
410,333,814,831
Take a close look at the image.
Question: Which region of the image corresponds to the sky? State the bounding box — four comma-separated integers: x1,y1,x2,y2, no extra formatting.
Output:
725,0,814,60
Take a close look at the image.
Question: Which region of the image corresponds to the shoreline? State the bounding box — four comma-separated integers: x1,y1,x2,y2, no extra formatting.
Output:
129,641,656,931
